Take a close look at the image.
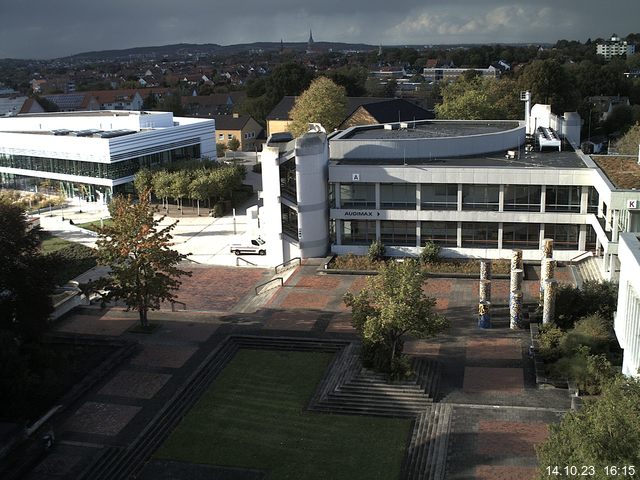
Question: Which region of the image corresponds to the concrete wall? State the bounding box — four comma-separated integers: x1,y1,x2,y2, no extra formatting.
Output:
615,232,640,377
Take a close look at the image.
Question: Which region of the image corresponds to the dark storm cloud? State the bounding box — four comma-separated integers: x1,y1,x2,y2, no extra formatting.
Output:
0,0,639,59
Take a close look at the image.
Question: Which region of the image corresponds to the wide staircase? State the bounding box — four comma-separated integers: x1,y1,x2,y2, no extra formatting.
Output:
309,344,441,418
573,255,604,284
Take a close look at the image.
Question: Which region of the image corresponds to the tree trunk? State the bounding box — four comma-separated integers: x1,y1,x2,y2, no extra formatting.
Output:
139,308,147,328
197,199,200,216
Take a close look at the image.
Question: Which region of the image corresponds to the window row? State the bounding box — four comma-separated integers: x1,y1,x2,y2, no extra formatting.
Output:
332,183,598,214
338,220,581,250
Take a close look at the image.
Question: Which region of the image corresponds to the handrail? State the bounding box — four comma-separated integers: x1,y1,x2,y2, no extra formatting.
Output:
236,257,257,267
170,300,187,311
255,277,283,295
569,250,594,266
274,257,301,274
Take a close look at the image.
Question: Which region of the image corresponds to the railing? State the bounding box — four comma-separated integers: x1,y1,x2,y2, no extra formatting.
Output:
255,277,283,295
569,251,594,266
170,300,187,312
275,257,301,274
236,257,257,267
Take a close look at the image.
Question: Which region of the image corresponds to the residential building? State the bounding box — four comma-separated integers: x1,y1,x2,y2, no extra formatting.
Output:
0,111,215,202
181,92,247,117
597,34,635,60
266,96,432,137
213,113,263,151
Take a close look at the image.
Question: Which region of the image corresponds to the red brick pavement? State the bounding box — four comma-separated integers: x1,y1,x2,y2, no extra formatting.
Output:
295,275,342,290
463,367,524,393
466,338,521,360
474,465,538,480
423,279,453,296
476,421,549,456
326,312,357,333
279,291,331,310
263,311,320,331
170,266,267,311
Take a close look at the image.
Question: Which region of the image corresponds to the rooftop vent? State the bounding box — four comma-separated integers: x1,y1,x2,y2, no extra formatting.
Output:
383,124,394,130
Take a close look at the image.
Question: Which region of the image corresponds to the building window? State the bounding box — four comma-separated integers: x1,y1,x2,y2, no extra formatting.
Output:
380,221,416,246
585,225,598,251
380,183,416,209
461,222,499,248
279,159,296,201
228,134,234,140
218,133,224,140
341,220,376,245
421,184,457,210
587,186,599,214
462,185,499,211
504,185,541,212
544,223,579,250
545,186,581,213
340,183,375,209
502,223,540,249
281,204,298,239
420,221,457,246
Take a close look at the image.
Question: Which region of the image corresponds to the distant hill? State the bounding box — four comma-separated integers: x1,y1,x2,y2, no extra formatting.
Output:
61,41,378,61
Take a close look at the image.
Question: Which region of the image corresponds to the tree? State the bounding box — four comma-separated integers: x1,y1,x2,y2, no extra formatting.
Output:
0,201,53,341
134,168,154,199
343,260,449,377
216,142,227,158
289,77,347,136
518,59,577,112
95,193,191,327
436,76,521,120
536,376,640,477
227,137,240,151
614,122,640,155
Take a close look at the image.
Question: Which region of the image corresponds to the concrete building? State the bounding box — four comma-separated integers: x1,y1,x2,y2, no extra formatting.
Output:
0,110,215,201
422,66,500,83
259,97,640,283
615,233,640,377
597,34,636,60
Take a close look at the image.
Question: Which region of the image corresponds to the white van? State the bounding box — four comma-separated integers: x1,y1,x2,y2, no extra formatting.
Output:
229,237,266,255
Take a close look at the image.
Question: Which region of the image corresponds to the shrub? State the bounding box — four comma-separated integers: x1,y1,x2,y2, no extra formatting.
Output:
211,203,225,217
252,163,262,173
538,324,567,363
555,281,618,330
583,354,618,395
45,243,97,285
419,241,440,264
367,240,386,262
561,313,611,356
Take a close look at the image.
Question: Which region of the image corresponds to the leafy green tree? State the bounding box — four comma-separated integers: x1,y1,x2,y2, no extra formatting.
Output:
95,193,191,327
227,137,240,151
436,76,521,120
536,376,640,478
326,65,368,96
0,201,54,341
518,59,577,112
134,168,154,199
152,170,173,211
614,122,640,155
343,260,449,376
216,142,227,158
289,77,347,136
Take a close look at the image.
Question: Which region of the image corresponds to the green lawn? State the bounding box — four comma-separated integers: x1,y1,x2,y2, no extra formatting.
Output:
76,218,113,232
156,349,412,480
40,232,75,253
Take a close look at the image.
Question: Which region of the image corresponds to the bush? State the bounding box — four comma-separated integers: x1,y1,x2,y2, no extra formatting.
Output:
583,354,618,395
555,281,618,330
538,324,567,363
561,313,611,356
368,240,385,262
252,163,262,173
211,203,225,217
45,243,97,285
419,241,440,264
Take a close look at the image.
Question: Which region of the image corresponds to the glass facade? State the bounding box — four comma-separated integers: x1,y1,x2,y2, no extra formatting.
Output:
461,222,499,248
281,204,298,239
279,159,297,200
420,221,458,246
0,145,200,181
341,220,376,245
587,186,599,214
504,185,541,212
544,223,579,250
421,184,457,210
380,221,416,246
502,223,540,249
545,186,581,213
380,183,416,209
340,183,375,209
462,185,499,211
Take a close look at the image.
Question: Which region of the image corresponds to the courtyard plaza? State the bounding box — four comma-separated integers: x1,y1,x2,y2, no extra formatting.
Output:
18,255,574,480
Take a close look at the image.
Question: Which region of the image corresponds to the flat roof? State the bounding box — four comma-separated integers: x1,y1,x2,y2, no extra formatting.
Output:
340,121,520,140
14,110,148,118
592,155,640,189
331,145,588,169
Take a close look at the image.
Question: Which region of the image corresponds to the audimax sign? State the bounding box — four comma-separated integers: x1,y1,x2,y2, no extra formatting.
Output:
343,210,381,217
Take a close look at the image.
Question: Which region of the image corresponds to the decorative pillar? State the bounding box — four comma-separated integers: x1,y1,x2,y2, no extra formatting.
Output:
480,260,492,280
539,258,556,305
542,279,557,325
510,268,524,294
478,301,491,329
510,291,524,329
479,280,491,303
511,249,523,271
542,238,554,259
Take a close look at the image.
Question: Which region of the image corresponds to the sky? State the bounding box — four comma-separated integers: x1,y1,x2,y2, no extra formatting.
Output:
1,0,639,59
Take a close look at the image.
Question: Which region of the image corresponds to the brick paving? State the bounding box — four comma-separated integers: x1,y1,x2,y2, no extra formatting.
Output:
403,339,440,356
325,312,357,333
463,367,524,393
476,421,549,456
56,311,137,336
466,338,522,360
474,465,538,480
131,344,198,369
262,311,319,331
279,290,331,310
98,370,172,399
64,402,142,436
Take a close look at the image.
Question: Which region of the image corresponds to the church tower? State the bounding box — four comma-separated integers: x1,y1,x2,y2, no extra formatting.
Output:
306,29,315,54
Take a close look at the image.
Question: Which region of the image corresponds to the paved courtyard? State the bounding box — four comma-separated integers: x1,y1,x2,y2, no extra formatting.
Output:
22,261,575,480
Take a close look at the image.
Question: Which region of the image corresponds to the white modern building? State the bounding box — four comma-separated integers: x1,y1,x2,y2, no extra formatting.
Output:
260,99,640,282
596,34,636,60
0,110,215,201
422,66,499,83
615,233,640,377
